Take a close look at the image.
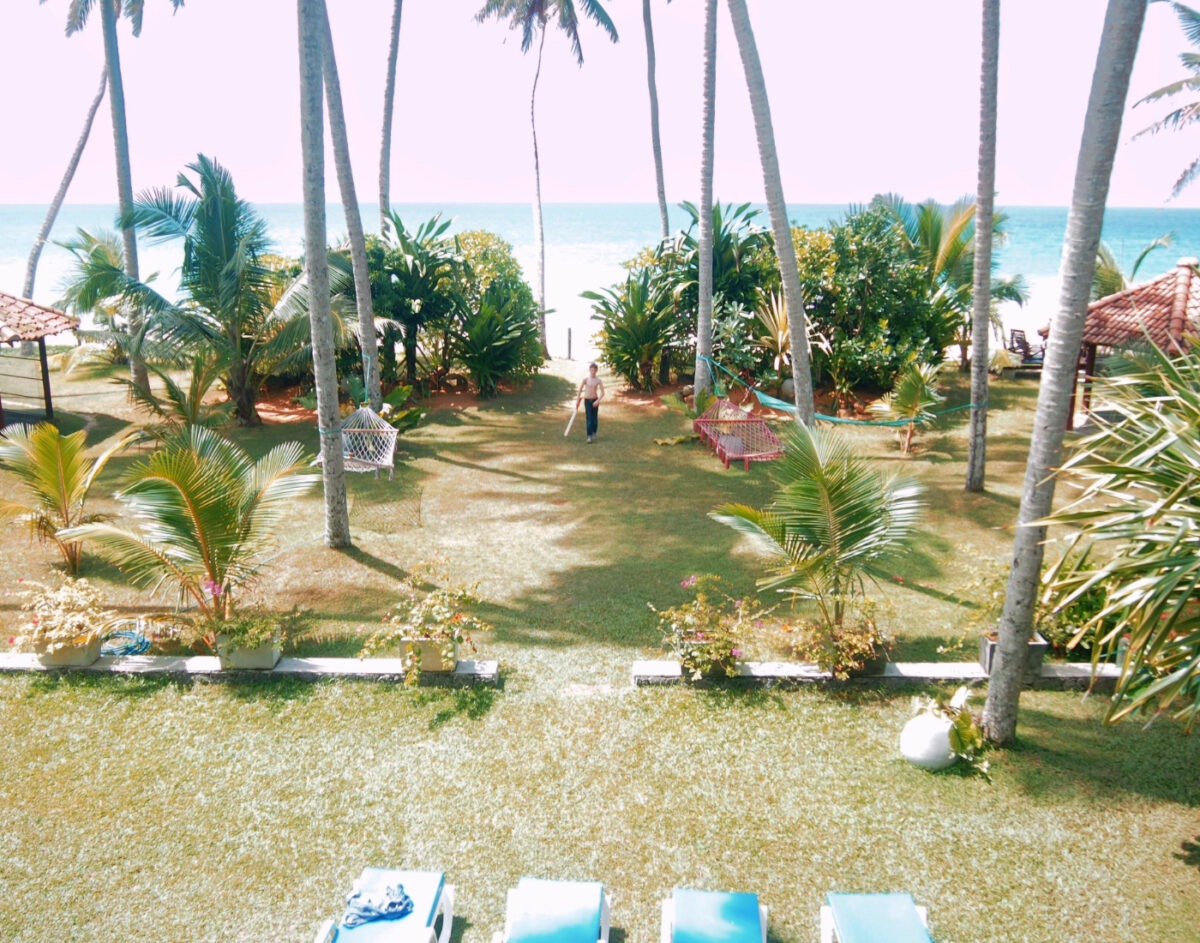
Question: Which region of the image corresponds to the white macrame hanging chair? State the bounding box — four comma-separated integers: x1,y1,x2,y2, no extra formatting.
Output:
317,405,397,479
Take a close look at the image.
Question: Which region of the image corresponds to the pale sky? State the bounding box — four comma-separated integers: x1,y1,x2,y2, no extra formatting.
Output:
1,1,1198,209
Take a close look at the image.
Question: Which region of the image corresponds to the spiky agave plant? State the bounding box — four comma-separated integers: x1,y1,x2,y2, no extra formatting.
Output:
61,426,317,616
0,423,130,573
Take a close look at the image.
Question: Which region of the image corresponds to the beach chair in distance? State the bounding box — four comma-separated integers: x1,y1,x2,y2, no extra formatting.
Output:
313,868,455,943
492,877,611,943
1007,329,1044,365
819,892,932,943
660,888,767,943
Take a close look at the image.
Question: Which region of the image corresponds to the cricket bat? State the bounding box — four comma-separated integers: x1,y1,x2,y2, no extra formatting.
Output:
564,399,581,436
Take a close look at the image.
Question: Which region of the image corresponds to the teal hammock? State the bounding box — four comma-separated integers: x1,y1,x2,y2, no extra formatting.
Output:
697,356,980,428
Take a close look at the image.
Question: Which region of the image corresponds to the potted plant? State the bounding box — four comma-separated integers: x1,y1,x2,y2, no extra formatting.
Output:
786,598,892,679
15,578,114,667
363,576,491,684
978,628,1049,677
199,607,284,670
651,575,764,681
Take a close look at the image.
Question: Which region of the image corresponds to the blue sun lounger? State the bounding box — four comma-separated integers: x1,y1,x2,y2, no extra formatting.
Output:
492,877,610,943
313,868,455,943
819,893,932,943
660,888,767,943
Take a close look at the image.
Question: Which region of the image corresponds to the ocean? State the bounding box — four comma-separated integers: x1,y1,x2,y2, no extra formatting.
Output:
3,201,1200,361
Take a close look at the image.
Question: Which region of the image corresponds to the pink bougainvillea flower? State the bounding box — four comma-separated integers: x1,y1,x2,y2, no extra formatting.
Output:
680,576,697,589
201,578,224,598
732,648,743,658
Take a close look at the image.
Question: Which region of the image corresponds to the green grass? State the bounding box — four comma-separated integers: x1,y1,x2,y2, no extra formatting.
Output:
2,360,1199,941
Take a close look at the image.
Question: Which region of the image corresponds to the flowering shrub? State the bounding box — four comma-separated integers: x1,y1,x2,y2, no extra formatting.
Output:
652,575,767,681
14,578,114,655
783,598,891,679
362,574,492,683
190,606,310,654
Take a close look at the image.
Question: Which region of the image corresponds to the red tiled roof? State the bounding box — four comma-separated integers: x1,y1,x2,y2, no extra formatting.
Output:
1083,259,1200,352
0,291,78,342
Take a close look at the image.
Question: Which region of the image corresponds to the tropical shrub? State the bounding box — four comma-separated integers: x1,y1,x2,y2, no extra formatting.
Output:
783,598,891,679
711,423,924,648
869,363,945,453
121,352,234,440
651,575,765,681
1043,340,1200,728
0,422,129,573
61,427,317,618
792,205,942,390
586,269,675,390
752,289,791,374
453,281,541,396
11,578,114,656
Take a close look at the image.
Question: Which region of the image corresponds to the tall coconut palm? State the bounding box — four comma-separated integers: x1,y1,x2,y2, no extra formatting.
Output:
298,0,351,549
47,0,186,394
693,0,717,398
23,68,107,307
1132,1,1200,196
724,0,815,424
967,0,1001,493
1092,234,1173,298
320,1,382,410
379,0,404,231
643,0,670,240
980,0,1148,745
61,427,317,615
476,0,619,360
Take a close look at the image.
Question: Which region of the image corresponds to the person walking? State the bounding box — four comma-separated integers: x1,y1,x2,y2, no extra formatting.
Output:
577,362,605,443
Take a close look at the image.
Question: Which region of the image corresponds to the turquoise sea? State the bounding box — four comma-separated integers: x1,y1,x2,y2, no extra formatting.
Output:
3,202,1200,359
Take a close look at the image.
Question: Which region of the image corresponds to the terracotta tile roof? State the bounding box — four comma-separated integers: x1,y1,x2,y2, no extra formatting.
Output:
0,291,78,342
1083,259,1200,352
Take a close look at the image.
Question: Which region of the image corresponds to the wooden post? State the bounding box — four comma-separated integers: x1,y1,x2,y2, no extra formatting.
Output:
38,337,53,421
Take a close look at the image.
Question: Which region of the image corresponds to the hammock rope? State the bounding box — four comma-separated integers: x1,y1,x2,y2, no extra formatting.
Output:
697,356,982,427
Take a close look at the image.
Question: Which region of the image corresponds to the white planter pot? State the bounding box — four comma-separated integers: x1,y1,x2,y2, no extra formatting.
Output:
216,631,281,670
404,639,458,672
900,713,956,771
35,635,103,668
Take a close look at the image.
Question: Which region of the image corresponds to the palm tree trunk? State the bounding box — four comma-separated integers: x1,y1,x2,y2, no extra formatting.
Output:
693,0,717,398
531,25,550,360
379,0,404,232
643,0,669,241
24,68,107,303
321,2,382,410
966,0,1000,493
298,0,351,550
981,0,1146,745
99,0,148,395
725,0,815,425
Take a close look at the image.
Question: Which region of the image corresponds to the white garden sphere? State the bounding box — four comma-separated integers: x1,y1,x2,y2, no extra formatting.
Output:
900,713,956,771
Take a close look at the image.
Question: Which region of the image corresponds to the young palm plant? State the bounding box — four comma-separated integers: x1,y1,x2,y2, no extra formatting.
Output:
0,423,130,573
120,352,234,440
869,363,945,454
1042,339,1200,728
711,423,924,630
60,427,317,616
585,268,675,390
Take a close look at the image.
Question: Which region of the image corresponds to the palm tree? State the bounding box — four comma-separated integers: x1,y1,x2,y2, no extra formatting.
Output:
724,0,815,424
693,0,717,398
476,0,619,359
1132,1,1200,196
643,0,670,240
48,0,186,394
61,427,316,616
980,0,1148,745
23,68,107,306
298,0,351,549
320,1,382,410
0,422,129,574
1092,234,1173,299
120,351,233,439
711,423,924,630
967,0,1000,493
379,0,404,231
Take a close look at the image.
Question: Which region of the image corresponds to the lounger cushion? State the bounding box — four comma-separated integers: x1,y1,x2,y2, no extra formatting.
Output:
509,878,604,943
825,893,932,943
671,889,761,943
336,869,444,942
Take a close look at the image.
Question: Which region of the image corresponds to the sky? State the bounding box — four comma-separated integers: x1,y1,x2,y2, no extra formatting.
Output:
1,1,1199,209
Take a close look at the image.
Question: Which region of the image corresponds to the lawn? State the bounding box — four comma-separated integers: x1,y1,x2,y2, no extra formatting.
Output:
1,360,1198,942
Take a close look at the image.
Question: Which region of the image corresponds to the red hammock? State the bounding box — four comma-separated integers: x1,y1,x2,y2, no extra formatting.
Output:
693,399,783,470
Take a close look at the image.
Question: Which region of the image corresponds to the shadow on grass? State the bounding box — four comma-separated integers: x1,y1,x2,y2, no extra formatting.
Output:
1176,836,1200,869
337,546,410,585
447,914,473,943
1010,705,1200,806
26,671,176,698
416,686,498,730
223,676,326,704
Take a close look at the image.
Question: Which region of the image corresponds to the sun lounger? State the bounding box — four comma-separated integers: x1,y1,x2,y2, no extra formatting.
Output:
313,868,455,943
660,888,767,943
492,877,610,943
819,893,932,943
